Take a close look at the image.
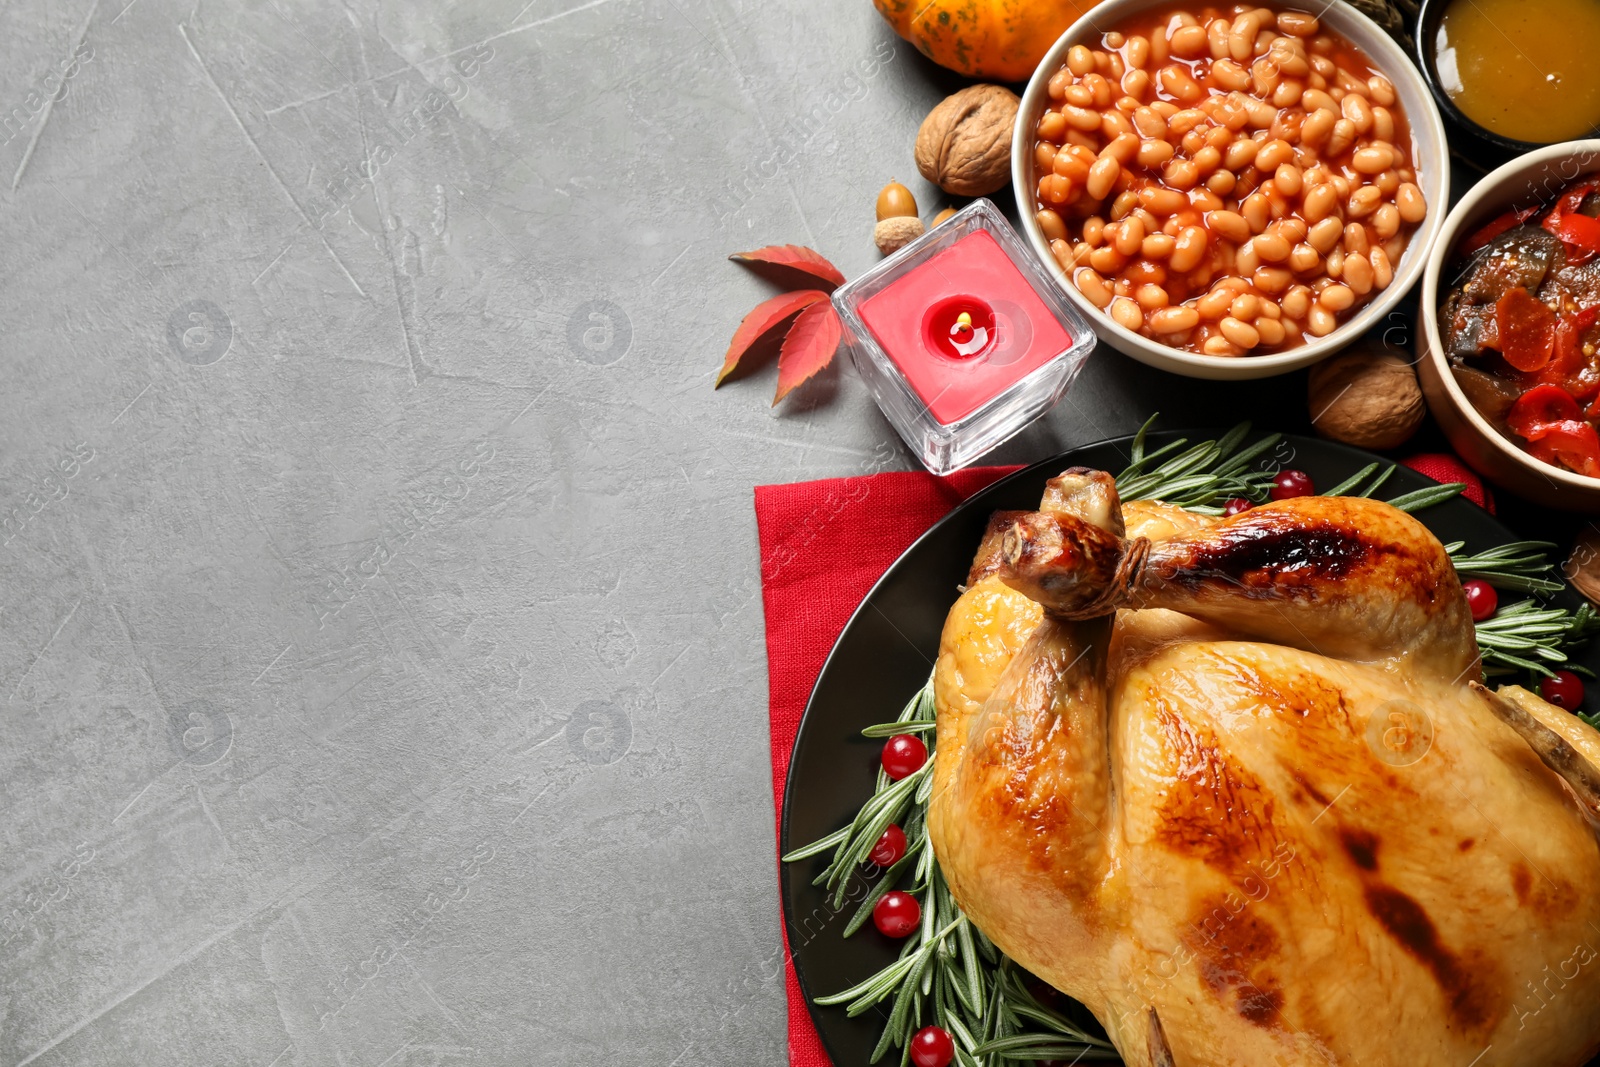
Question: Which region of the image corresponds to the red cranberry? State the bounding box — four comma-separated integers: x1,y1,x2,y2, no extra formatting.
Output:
872,891,921,938
1271,469,1315,500
1542,670,1585,710
1462,579,1498,622
1222,497,1253,516
909,1025,955,1067
869,825,907,868
881,734,928,780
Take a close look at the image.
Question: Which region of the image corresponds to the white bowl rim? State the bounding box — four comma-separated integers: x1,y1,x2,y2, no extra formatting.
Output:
1010,0,1453,376
1418,137,1600,492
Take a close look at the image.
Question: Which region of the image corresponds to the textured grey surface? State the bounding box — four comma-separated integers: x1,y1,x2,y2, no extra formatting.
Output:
0,1,1303,1063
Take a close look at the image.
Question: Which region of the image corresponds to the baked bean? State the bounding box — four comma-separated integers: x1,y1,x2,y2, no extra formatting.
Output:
1036,142,1058,173
1127,34,1151,69
1375,169,1401,195
1271,78,1304,109
1256,316,1287,346
1236,240,1261,274
1181,128,1206,156
1277,11,1318,36
1051,239,1074,271
1054,148,1090,184
1040,174,1071,204
1254,231,1291,261
1383,236,1405,264
1242,192,1272,233
1221,316,1261,347
1139,186,1189,215
1348,185,1383,219
1352,145,1391,175
1319,283,1354,311
1160,64,1205,104
1151,305,1201,333
1196,287,1235,319
1230,293,1261,320
1164,158,1201,190
1193,145,1223,176
1343,223,1369,255
1069,44,1095,76
1111,296,1145,331
1126,258,1167,286
1150,21,1170,64
1373,203,1400,240
1213,59,1251,92
1301,87,1338,115
1257,297,1282,319
1205,124,1235,149
1084,73,1114,107
1208,18,1231,60
1343,249,1374,294
1083,216,1107,247
1203,334,1243,356
1135,283,1169,309
1048,68,1072,101
1326,118,1356,156
1275,163,1303,197
1090,245,1129,274
1123,69,1152,98
1207,169,1238,195
1110,190,1138,221
1102,132,1141,165
1225,137,1260,170
1371,247,1393,290
1254,266,1293,293
1298,111,1334,152
1243,95,1278,129
1168,108,1209,136
1282,286,1312,318
1066,84,1093,108
1133,106,1167,139
1368,75,1396,107
1114,215,1146,256
1142,231,1177,259
1397,183,1426,223
1255,139,1294,171
1308,215,1343,253
1138,139,1176,167
1105,31,1125,48
1208,209,1251,242
1331,175,1352,199
1132,207,1159,231
1038,111,1067,141
1102,110,1135,140
1326,246,1344,278
1288,243,1320,273
1065,129,1099,151
1087,155,1122,199
1229,13,1261,62
1342,93,1373,135
1172,23,1209,58
1371,106,1395,143
1307,304,1337,336
1191,187,1225,213
1064,105,1102,132
1252,57,1282,97
1037,209,1069,243
1075,267,1113,307
1171,226,1209,271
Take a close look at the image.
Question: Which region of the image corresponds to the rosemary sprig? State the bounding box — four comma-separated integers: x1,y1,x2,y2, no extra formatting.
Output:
783,676,1115,1066
1474,600,1600,678
1444,541,1566,595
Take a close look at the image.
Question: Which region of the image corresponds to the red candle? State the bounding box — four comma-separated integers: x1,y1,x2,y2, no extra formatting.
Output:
857,229,1074,425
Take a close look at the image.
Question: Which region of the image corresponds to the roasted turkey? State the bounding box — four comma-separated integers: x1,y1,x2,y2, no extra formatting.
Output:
928,469,1600,1067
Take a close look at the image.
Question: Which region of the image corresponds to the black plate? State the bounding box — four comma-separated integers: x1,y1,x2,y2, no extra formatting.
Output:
778,429,1600,1065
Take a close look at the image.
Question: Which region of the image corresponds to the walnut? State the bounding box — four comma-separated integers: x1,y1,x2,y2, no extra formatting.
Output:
915,85,1019,198
875,216,925,255
1307,347,1425,450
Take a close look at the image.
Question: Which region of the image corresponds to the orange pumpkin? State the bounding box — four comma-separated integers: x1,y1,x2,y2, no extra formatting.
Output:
873,0,1095,82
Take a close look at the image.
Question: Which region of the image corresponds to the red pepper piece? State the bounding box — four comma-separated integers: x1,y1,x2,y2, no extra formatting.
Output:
1525,419,1600,477
1461,209,1526,255
1508,384,1582,438
1542,182,1595,236
1494,287,1558,372
1556,213,1600,266
1543,308,1600,398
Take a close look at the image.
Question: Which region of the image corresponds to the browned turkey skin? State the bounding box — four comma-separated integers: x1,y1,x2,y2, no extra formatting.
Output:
928,470,1600,1067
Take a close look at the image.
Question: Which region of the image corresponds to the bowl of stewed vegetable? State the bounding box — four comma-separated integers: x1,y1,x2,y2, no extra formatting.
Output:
1418,140,1600,511
1012,0,1450,379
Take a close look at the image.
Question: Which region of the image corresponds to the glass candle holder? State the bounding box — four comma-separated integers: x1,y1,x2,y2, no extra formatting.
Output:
832,199,1096,475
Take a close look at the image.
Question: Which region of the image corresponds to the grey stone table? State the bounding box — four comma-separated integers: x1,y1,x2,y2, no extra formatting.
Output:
0,1,1456,1064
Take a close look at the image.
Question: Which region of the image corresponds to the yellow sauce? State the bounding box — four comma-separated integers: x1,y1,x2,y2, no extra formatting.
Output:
1436,0,1600,143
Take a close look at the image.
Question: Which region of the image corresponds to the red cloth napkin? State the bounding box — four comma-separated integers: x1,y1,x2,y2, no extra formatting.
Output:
755,465,1021,1065
752,449,1484,1064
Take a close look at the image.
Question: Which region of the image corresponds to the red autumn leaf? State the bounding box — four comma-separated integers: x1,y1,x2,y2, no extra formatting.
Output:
716,290,829,387
729,245,846,290
774,301,843,404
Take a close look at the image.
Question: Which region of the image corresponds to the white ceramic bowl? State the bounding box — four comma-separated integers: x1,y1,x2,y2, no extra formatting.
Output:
1416,139,1600,511
1011,0,1451,380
